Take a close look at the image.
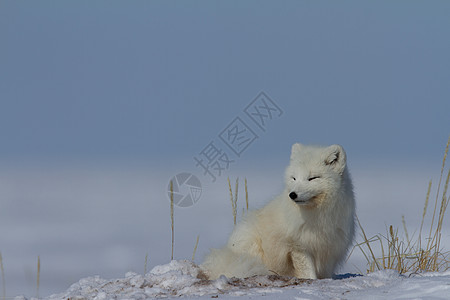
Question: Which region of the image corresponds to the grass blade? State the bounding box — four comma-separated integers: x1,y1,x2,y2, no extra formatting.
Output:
170,180,174,261
192,235,200,262
0,252,5,300
36,256,40,299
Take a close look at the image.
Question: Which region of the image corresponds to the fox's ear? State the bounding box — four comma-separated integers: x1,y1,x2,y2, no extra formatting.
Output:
324,144,346,174
290,143,303,160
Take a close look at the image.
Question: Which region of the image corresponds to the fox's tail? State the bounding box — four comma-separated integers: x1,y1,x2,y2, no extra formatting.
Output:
200,247,270,280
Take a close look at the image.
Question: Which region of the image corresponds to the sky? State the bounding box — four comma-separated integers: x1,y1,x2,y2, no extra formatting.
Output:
1,1,450,297
1,0,449,168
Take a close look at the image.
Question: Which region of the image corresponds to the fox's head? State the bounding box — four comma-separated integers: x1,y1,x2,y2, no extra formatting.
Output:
285,143,348,208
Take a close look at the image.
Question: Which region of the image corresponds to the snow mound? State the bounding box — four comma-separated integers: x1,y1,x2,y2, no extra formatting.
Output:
45,260,308,299
42,260,450,299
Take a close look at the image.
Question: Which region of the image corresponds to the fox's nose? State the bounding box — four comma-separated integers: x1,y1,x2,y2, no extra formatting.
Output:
289,192,297,200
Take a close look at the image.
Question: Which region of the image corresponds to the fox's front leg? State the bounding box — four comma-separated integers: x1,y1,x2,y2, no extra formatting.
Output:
290,251,317,279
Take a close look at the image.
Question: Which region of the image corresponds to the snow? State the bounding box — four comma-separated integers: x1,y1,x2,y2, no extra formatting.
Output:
35,260,450,299
2,162,449,299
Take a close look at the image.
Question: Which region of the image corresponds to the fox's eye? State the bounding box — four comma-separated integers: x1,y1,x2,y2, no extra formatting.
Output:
291,176,296,181
308,176,320,181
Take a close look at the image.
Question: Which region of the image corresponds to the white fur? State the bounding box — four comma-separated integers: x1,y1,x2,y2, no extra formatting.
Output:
201,143,355,280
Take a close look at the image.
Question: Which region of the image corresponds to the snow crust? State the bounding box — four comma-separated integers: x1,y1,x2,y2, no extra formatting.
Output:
34,260,450,300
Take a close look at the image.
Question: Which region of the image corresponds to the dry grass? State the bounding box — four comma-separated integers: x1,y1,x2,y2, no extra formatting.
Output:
0,253,43,299
245,178,249,213
228,177,238,225
170,180,174,261
228,177,249,225
0,252,5,300
192,235,200,262
354,136,450,274
36,256,41,299
144,253,149,274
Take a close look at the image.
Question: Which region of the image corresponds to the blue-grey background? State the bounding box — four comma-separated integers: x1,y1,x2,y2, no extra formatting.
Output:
1,1,449,297
2,0,449,163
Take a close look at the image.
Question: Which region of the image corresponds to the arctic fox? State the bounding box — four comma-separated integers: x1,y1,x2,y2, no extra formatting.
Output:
201,143,355,280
